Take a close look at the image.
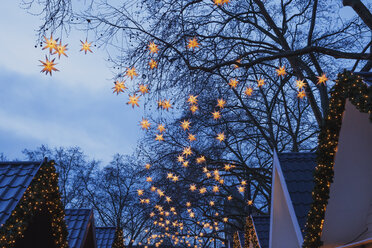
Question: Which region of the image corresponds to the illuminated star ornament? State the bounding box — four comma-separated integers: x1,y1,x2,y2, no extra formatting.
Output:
112,81,127,95
39,56,58,76
276,66,286,76
216,98,226,109
216,132,225,142
229,79,239,88
155,134,164,141
187,37,199,50
244,87,253,96
43,35,58,53
212,111,221,120
53,41,68,58
139,84,149,94
257,79,265,87
148,42,159,54
181,120,191,131
126,67,138,80
127,94,140,108
161,99,172,111
297,90,306,99
149,59,158,69
140,119,151,130
157,124,166,133
317,73,328,85
296,79,306,89
187,95,198,105
80,39,93,54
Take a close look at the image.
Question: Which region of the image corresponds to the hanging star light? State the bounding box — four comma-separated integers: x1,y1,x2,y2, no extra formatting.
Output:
216,99,226,109
181,120,191,131
237,186,245,192
227,195,233,201
187,95,198,105
190,105,198,114
189,184,197,191
139,84,149,94
80,39,93,54
112,81,127,95
224,164,232,171
228,79,239,88
42,35,58,53
182,161,189,167
167,173,174,179
212,185,219,193
257,79,265,87
187,37,199,50
212,111,221,120
145,163,151,169
140,118,151,130
157,124,166,133
317,73,328,84
166,196,172,203
199,187,207,194
297,90,306,99
126,67,138,79
188,133,196,142
137,189,144,196
148,42,159,54
53,40,68,58
209,201,215,206
155,134,164,141
157,100,163,108
244,87,253,96
146,177,153,182
182,146,193,157
177,155,185,163
296,79,306,89
149,59,158,69
276,66,286,76
196,156,206,164
172,175,179,182
127,94,140,108
216,132,225,142
39,56,58,76
162,99,172,110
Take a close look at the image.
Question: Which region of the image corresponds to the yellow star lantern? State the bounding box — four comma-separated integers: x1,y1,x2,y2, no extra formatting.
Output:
139,84,149,94
53,41,68,58
257,79,265,87
177,155,185,163
166,196,172,203
162,99,172,111
151,186,156,191
238,186,245,193
186,202,192,207
182,161,189,167
188,133,196,142
209,201,215,206
223,217,228,223
172,175,179,182
137,189,144,196
126,67,138,80
212,185,219,193
216,98,226,109
127,94,140,108
187,95,198,105
190,105,198,114
157,124,166,133
297,90,306,99
155,134,164,141
140,119,151,130
187,37,199,50
224,164,232,171
199,187,207,194
146,177,153,182
42,35,58,53
216,132,225,142
112,81,127,95
212,111,221,120
80,39,93,54
317,73,328,84
196,156,206,164
244,87,253,96
145,163,151,169
189,184,197,191
296,79,306,89
182,146,193,157
227,195,233,201
167,173,174,179
148,42,159,54
276,66,286,76
149,59,158,69
181,120,191,131
39,57,58,76
228,79,239,88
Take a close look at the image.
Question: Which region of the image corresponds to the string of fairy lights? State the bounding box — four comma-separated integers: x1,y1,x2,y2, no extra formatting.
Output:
35,1,334,248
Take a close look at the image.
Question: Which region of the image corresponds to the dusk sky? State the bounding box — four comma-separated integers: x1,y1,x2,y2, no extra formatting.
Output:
0,2,143,164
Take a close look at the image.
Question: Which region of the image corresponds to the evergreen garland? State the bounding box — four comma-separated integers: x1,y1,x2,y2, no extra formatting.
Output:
112,228,125,248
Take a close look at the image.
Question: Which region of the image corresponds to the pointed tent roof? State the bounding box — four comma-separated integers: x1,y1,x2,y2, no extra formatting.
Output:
96,227,116,248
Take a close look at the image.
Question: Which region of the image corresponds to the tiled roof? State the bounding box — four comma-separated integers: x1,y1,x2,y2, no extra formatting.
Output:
252,216,270,248
277,153,317,235
354,71,372,86
0,161,42,226
96,227,116,248
65,208,93,248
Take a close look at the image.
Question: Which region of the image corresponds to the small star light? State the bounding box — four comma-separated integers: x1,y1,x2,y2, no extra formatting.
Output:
216,132,225,142
223,217,228,223
139,84,149,94
53,41,68,58
212,185,219,193
276,66,286,76
257,79,265,87
42,35,58,53
216,98,226,109
196,156,206,164
188,95,198,105
146,177,153,182
199,187,207,194
190,105,198,114
187,37,199,50
145,163,151,169
209,201,215,206
189,184,197,191
317,73,328,85
80,39,93,54
112,81,127,95
177,155,185,163
188,133,196,142
228,79,239,88
224,164,232,171
297,90,306,99
127,94,140,108
181,120,191,131
149,59,158,69
238,186,245,192
182,146,193,157
39,56,59,76
183,161,189,167
148,42,159,54
140,119,151,130
296,79,306,89
247,200,253,206
212,111,221,120
227,195,233,201
157,124,166,133
244,87,253,96
137,189,144,196
166,196,172,203
126,67,138,79
162,100,172,110
151,186,156,191
155,134,164,141
167,173,174,179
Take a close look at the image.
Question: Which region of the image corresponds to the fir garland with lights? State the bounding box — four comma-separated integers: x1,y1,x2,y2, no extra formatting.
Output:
233,232,240,248
112,228,125,248
302,71,372,247
244,216,260,248
0,160,69,248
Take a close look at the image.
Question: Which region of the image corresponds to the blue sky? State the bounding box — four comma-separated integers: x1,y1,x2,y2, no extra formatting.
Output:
0,2,143,164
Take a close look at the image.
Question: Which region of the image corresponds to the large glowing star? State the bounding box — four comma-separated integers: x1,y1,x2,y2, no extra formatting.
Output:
187,95,198,105
187,37,199,50
216,132,225,142
182,146,193,157
296,79,306,89
139,84,149,94
39,57,58,76
244,87,253,96
216,98,226,109
127,94,140,108
317,73,328,84
53,41,68,58
148,42,159,54
297,90,306,99
177,155,184,163
228,79,239,88
112,81,127,95
181,120,191,131
80,39,93,54
276,66,286,76
149,59,158,69
212,111,221,120
126,67,138,79
155,134,164,141
42,35,58,53
140,119,151,130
